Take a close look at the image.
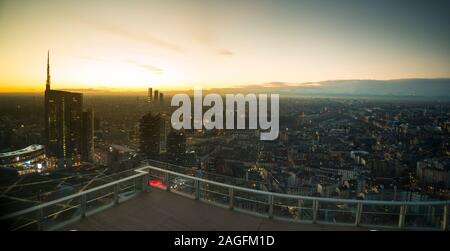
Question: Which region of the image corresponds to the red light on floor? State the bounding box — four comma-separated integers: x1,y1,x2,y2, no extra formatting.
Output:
148,180,167,190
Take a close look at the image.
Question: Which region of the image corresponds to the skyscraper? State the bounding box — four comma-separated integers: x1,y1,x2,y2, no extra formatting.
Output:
45,50,51,92
138,111,171,160
154,90,159,102
44,51,91,168
139,112,163,159
167,129,186,165
81,109,94,162
147,87,153,103
159,92,164,106
159,113,170,154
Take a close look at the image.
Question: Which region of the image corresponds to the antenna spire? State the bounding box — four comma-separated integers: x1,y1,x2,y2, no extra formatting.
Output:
46,50,51,91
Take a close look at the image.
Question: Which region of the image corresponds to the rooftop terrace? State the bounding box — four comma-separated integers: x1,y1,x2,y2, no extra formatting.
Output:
1,162,448,231
66,188,363,231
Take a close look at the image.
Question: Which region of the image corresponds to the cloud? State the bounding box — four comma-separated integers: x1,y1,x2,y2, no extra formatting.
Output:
79,18,184,53
78,56,163,75
78,56,105,62
60,88,112,93
126,60,163,75
217,48,233,56
189,26,234,56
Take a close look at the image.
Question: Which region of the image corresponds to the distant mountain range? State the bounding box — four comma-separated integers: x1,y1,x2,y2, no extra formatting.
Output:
203,78,450,98
303,78,450,97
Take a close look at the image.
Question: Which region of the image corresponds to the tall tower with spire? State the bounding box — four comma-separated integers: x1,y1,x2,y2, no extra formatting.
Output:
46,50,51,91
44,50,90,168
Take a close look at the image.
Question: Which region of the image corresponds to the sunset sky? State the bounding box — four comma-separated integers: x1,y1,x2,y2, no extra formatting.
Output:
0,0,449,92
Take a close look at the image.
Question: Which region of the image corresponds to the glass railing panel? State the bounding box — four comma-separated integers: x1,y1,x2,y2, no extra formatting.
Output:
2,210,39,231
0,197,39,216
148,168,165,179
133,176,145,192
117,178,136,199
148,169,167,190
405,204,444,229
168,175,195,197
318,201,356,224
43,197,81,229
199,183,230,206
234,190,269,216
273,197,314,221
85,186,115,214
360,204,400,227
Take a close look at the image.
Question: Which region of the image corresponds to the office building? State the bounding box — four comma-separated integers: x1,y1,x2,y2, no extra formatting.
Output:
148,87,153,103
159,92,164,106
139,111,171,159
154,90,159,102
44,51,92,168
81,109,94,162
167,129,186,165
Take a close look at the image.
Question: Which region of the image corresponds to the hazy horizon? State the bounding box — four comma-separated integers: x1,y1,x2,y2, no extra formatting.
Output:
1,78,450,100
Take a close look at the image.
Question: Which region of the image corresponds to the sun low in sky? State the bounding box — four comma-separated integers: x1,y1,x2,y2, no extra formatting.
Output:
0,0,449,93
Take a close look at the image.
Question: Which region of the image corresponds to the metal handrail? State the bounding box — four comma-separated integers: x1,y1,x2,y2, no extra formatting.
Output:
143,165,450,207
1,164,449,230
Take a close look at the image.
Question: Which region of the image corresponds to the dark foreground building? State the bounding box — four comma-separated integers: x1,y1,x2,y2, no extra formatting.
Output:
167,129,186,165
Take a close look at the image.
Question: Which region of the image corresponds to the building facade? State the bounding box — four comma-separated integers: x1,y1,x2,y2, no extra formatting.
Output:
81,109,94,162
44,51,93,168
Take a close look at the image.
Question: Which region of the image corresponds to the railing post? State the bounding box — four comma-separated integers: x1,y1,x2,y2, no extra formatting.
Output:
268,195,274,219
398,205,407,229
80,194,87,218
442,204,448,231
312,200,319,224
165,172,170,191
114,184,119,205
36,207,44,231
142,173,149,192
355,203,363,226
229,187,234,210
297,199,303,220
194,180,200,200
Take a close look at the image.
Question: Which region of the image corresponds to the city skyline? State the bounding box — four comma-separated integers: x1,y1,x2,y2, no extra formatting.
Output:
1,0,450,93
1,0,449,235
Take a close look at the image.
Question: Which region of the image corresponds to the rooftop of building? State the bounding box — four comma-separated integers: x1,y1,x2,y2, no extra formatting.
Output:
65,187,368,231
45,89,83,96
0,144,44,158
